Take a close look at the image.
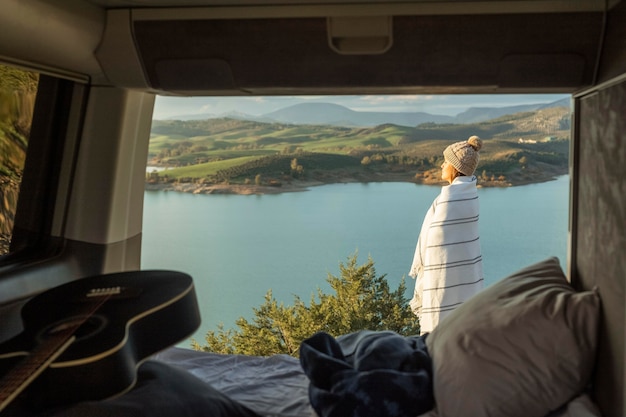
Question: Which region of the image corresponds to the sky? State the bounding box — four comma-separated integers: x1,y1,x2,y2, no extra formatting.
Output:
152,94,570,120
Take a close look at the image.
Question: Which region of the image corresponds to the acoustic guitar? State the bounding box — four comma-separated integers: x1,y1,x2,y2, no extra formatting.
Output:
0,270,201,413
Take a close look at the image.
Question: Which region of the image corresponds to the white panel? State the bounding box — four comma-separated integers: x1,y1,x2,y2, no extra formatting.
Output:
65,87,155,244
0,0,104,81
95,9,155,90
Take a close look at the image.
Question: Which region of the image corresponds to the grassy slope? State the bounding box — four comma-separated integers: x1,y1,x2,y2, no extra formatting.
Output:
148,107,570,186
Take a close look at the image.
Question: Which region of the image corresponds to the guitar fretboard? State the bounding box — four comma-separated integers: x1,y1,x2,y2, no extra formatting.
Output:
0,293,111,412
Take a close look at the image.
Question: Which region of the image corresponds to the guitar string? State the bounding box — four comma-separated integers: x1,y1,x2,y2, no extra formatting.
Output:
0,292,112,411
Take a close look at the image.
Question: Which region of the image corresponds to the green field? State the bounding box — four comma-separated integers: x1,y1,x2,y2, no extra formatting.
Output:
147,107,570,186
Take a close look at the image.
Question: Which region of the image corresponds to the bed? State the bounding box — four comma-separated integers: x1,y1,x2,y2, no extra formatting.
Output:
15,258,604,417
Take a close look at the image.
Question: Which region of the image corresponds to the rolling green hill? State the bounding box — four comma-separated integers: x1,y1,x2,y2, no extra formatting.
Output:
147,106,570,188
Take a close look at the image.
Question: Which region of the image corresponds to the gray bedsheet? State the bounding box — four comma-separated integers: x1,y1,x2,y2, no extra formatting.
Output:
152,345,603,417
153,347,315,417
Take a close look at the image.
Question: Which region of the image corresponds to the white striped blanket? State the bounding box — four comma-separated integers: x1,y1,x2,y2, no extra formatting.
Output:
409,176,484,334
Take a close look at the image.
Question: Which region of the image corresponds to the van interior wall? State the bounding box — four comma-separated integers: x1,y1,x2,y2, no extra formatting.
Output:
575,77,626,417
572,3,626,415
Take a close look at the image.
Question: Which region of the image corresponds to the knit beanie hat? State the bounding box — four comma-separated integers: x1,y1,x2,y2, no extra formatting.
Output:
443,135,483,176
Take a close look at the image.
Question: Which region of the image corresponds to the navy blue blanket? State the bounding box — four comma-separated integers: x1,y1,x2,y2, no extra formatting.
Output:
299,330,434,417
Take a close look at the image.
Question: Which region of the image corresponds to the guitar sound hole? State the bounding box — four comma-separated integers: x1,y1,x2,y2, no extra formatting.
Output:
37,315,108,343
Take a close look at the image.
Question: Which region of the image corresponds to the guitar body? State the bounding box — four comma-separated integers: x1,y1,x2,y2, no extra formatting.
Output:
0,270,201,410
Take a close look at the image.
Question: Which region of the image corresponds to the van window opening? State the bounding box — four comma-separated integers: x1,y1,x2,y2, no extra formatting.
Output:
0,64,38,256
141,93,571,347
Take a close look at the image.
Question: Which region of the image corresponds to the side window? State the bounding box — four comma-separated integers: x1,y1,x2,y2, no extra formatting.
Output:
0,65,39,255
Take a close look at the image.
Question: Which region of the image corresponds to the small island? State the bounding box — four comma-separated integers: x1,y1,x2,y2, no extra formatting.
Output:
145,163,567,195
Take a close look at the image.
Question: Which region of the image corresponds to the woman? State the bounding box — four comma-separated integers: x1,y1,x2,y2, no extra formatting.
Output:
409,135,484,335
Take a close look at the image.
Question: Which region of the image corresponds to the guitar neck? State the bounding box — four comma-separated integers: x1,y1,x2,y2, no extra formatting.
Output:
0,334,76,413
0,294,110,413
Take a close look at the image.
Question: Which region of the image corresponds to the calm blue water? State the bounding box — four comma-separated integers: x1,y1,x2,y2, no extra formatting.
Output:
141,176,569,345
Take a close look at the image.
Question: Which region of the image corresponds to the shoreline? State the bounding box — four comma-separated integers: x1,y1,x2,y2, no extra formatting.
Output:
144,171,566,195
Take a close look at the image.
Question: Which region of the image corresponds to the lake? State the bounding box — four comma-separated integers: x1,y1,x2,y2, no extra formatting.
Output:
141,176,570,346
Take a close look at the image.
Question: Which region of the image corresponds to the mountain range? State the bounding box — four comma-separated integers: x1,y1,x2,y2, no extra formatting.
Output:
161,98,570,127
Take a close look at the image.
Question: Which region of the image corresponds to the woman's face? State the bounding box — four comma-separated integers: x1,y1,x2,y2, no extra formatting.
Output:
441,160,458,184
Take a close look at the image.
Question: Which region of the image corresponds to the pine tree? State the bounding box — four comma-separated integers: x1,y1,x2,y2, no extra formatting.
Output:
192,253,420,357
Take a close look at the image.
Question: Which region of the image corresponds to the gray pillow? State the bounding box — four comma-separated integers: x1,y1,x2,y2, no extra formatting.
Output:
425,257,600,417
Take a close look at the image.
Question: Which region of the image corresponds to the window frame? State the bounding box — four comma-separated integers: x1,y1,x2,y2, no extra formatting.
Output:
1,75,85,263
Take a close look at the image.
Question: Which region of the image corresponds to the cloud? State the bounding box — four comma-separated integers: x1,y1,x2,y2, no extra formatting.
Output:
360,95,435,104
348,95,440,113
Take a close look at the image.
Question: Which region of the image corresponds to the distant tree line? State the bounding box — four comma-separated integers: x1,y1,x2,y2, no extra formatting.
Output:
209,152,362,184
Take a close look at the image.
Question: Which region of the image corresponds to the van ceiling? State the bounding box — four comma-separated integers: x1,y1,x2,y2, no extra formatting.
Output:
91,0,615,96
84,0,616,9
14,0,623,95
